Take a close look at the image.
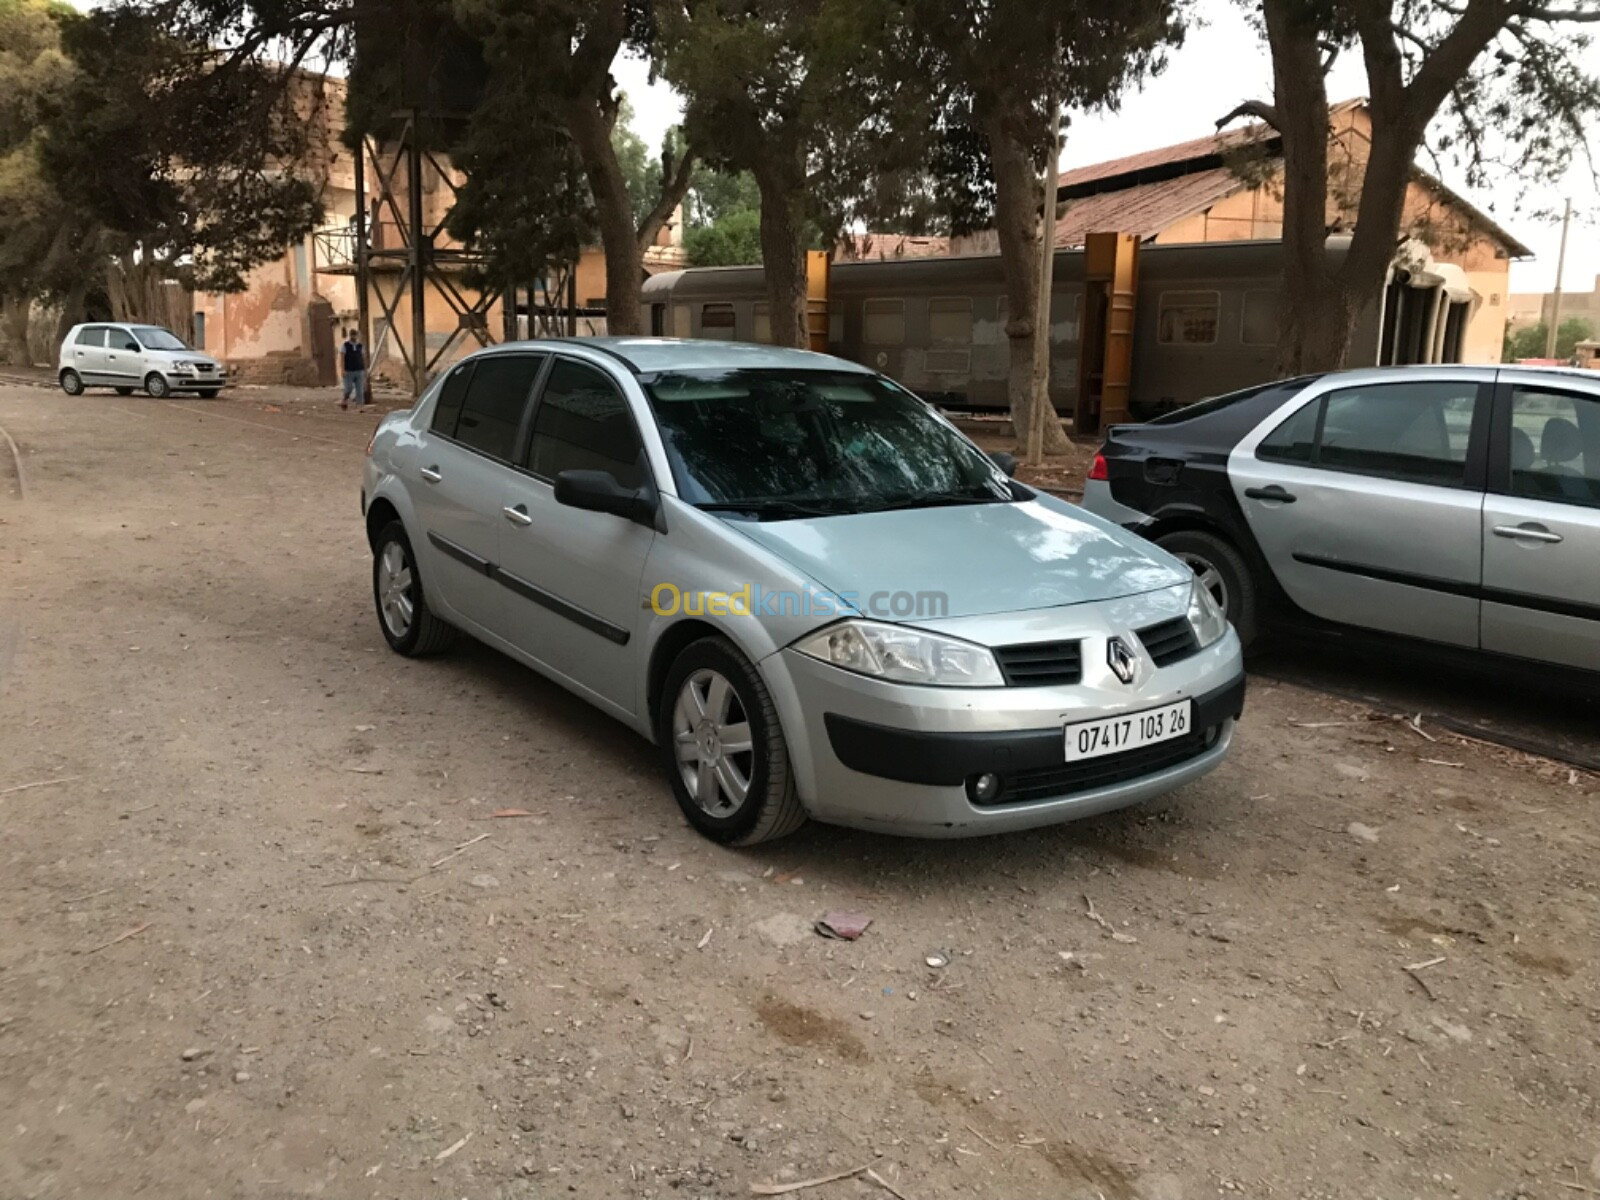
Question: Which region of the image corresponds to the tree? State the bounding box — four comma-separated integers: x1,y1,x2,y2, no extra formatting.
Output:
906,0,1185,452
452,1,696,334
685,208,763,265
1224,0,1600,375
1505,316,1594,360
662,0,939,346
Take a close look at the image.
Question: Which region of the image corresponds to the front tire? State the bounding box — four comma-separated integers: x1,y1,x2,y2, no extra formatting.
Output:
143,372,170,398
60,370,84,395
657,636,806,845
372,520,456,657
1157,529,1259,648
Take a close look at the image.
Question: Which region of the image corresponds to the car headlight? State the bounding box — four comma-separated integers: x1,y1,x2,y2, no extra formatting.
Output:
173,360,197,372
794,619,1004,688
1186,579,1229,648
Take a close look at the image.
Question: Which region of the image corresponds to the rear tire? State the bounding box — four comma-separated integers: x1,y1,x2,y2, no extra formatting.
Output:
1157,529,1260,648
372,520,456,657
144,372,170,398
60,370,84,396
657,636,806,845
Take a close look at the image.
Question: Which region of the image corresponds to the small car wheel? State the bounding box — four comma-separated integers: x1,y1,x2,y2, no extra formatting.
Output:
1157,529,1259,648
60,370,84,396
372,520,456,657
144,372,170,398
658,636,806,845
115,387,134,396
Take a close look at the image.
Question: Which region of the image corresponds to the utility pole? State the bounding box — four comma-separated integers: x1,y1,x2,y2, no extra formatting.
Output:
1545,197,1572,360
1026,85,1063,467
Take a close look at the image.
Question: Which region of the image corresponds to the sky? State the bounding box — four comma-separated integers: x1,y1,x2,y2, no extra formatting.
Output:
70,0,1599,297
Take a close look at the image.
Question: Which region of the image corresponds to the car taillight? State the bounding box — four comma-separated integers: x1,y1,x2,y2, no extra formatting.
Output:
1088,454,1108,481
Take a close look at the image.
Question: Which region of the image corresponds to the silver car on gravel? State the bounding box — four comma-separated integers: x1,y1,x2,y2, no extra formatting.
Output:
361,339,1245,844
59,323,227,398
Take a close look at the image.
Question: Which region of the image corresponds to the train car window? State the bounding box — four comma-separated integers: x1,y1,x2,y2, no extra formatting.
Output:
1241,290,1279,346
1158,291,1221,345
701,303,737,339
864,298,906,345
929,297,973,343
752,302,772,344
672,304,693,338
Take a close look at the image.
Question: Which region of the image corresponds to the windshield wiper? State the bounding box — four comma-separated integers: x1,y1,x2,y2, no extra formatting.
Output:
868,489,1009,513
698,499,846,521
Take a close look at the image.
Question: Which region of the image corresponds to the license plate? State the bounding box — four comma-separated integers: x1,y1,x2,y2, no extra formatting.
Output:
1065,700,1192,762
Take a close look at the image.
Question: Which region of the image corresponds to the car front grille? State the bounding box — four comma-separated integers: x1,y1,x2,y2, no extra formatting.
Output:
974,727,1217,807
994,640,1082,687
1136,616,1200,667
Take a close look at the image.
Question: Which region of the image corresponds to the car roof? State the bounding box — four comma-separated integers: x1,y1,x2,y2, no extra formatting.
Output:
467,337,875,377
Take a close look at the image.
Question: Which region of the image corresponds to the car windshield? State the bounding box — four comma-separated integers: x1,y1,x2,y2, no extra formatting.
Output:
641,368,1012,518
131,327,187,351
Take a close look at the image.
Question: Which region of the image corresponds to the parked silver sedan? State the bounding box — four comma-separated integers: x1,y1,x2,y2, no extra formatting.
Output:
361,339,1244,843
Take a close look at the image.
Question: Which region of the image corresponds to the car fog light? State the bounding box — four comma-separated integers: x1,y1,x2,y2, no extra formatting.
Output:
968,772,1003,803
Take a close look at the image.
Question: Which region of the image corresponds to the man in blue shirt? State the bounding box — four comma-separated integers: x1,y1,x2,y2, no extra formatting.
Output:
340,329,367,410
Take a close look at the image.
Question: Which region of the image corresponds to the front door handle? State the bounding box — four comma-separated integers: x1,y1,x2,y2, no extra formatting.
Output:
419,466,442,483
1245,485,1297,504
1493,523,1563,544
502,504,533,527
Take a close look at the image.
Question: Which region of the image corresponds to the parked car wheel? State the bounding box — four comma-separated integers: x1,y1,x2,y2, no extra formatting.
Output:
60,369,84,396
197,388,221,399
372,521,456,657
115,387,135,396
1157,530,1259,648
657,636,806,845
143,372,170,398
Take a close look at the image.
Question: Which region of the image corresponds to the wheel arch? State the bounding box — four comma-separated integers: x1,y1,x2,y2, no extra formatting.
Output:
645,619,725,740
365,495,403,550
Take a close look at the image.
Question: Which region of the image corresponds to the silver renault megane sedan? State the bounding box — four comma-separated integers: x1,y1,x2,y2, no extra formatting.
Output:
361,338,1244,844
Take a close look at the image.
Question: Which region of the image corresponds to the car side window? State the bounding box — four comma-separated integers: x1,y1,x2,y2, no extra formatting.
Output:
431,363,474,438
1256,396,1321,464
1316,383,1476,486
526,359,646,489
1508,386,1600,509
452,356,543,461
112,330,140,352
75,327,106,348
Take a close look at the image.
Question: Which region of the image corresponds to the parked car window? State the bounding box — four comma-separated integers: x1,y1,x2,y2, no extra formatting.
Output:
1256,396,1321,464
454,355,543,461
75,326,107,348
1317,382,1477,486
701,304,736,338
643,368,1010,514
527,359,646,488
129,326,186,351
928,297,973,344
1157,292,1220,345
752,302,771,344
863,299,905,345
1241,290,1279,346
1508,386,1600,508
431,363,475,438
111,329,141,352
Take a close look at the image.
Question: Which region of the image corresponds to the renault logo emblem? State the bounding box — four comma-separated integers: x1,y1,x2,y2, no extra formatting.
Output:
1107,636,1138,685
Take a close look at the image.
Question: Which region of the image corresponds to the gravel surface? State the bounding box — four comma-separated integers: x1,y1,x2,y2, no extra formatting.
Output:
1,382,1597,1200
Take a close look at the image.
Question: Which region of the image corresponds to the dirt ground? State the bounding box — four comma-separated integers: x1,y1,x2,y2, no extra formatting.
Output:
1,380,1597,1200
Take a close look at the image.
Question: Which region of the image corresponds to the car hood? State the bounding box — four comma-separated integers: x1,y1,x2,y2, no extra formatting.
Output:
729,498,1189,619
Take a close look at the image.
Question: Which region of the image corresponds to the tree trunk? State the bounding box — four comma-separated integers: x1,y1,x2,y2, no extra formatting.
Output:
0,299,30,366
567,101,647,336
753,159,808,349
978,109,1071,454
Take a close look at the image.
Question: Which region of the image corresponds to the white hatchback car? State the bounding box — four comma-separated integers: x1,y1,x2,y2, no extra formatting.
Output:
59,323,227,398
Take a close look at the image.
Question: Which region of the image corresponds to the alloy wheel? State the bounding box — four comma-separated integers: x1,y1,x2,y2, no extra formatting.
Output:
377,540,415,639
672,668,755,817
1176,551,1229,615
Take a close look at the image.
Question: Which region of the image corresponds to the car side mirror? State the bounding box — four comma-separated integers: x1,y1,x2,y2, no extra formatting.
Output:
989,451,1018,478
553,469,659,528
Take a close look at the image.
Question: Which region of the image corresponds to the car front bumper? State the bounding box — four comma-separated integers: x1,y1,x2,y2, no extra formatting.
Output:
759,629,1245,838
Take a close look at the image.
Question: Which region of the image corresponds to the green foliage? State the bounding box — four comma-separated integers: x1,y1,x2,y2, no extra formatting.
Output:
686,168,759,229
1505,317,1595,361
685,207,762,266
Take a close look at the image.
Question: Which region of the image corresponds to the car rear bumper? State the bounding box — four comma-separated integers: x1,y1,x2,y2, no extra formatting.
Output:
759,630,1244,838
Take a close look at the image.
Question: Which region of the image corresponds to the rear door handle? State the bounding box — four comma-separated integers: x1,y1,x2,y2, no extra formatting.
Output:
419,466,442,483
1245,485,1297,503
1493,523,1563,544
502,504,533,527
